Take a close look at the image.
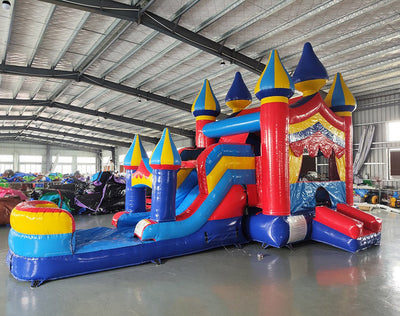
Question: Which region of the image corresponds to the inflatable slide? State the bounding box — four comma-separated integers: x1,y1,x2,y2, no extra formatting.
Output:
7,42,381,286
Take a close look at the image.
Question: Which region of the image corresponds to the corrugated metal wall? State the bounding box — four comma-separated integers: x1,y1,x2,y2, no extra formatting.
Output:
316,91,400,189
353,91,400,189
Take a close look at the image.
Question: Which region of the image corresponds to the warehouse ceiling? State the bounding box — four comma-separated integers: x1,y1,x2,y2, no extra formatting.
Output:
0,0,399,152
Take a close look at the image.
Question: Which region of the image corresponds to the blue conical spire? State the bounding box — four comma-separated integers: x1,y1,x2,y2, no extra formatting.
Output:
292,42,328,96
225,72,252,113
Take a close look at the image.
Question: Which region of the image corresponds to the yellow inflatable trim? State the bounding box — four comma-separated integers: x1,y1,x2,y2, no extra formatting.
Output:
10,202,75,235
289,112,344,140
206,156,255,193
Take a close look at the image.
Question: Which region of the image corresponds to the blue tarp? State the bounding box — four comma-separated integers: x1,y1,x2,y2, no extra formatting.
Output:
290,181,346,214
354,189,369,197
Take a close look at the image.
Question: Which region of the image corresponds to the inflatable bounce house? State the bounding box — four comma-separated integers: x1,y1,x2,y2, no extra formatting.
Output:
7,43,382,286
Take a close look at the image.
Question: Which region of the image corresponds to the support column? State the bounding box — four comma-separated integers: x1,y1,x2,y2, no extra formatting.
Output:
254,49,294,216
45,145,52,173
260,97,290,216
344,116,354,205
191,79,220,148
150,169,177,222
111,147,116,170
195,119,215,147
124,135,147,213
324,72,356,206
149,128,181,222
96,151,102,173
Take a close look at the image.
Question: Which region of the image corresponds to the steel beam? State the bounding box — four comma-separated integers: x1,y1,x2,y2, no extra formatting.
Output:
0,133,104,152
1,0,16,63
20,133,113,151
0,126,132,148
0,98,195,138
0,136,99,153
37,0,265,74
0,64,192,113
28,126,131,148
0,115,159,144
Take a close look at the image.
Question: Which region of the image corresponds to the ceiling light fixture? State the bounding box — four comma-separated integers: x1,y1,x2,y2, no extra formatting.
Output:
2,0,11,10
220,60,226,68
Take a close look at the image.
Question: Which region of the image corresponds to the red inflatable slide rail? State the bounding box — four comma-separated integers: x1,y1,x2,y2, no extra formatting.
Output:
314,204,382,239
314,206,362,239
336,203,382,233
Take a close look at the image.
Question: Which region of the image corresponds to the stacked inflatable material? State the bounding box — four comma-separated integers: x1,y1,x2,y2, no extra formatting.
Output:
0,188,27,225
74,171,125,214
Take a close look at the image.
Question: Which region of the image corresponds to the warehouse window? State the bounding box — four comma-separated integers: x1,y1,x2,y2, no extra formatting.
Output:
388,121,400,142
389,150,400,177
77,156,96,175
19,155,42,173
0,155,13,173
52,156,72,174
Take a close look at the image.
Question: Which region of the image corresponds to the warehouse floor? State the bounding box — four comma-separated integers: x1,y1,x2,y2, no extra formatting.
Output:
1,208,399,316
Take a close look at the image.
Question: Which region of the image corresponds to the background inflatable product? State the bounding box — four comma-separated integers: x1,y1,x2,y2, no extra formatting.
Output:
7,42,382,286
0,195,24,225
74,171,125,214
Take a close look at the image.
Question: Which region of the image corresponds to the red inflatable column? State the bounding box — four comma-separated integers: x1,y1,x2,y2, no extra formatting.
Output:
344,116,353,205
260,96,290,216
254,49,294,216
325,73,356,206
191,79,220,148
195,119,215,147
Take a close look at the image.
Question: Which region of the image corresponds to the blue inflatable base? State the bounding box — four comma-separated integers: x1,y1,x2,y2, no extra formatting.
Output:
245,214,290,247
6,217,247,283
115,212,150,228
244,211,314,248
311,221,381,253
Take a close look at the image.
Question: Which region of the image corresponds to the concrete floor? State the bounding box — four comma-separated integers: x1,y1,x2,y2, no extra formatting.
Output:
1,208,400,316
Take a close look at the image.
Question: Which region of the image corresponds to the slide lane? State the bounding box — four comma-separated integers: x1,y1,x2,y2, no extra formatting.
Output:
112,167,199,228
7,144,256,283
135,143,256,241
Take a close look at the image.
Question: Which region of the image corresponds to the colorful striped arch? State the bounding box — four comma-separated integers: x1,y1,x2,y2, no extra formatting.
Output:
10,200,75,235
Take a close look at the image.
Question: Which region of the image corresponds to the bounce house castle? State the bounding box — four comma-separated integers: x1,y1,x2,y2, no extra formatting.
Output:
6,43,382,286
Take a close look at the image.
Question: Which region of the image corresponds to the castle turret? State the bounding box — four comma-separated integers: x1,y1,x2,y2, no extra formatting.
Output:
192,79,220,147
124,134,148,213
325,73,356,205
292,42,328,96
225,72,252,113
254,49,294,216
149,128,181,222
